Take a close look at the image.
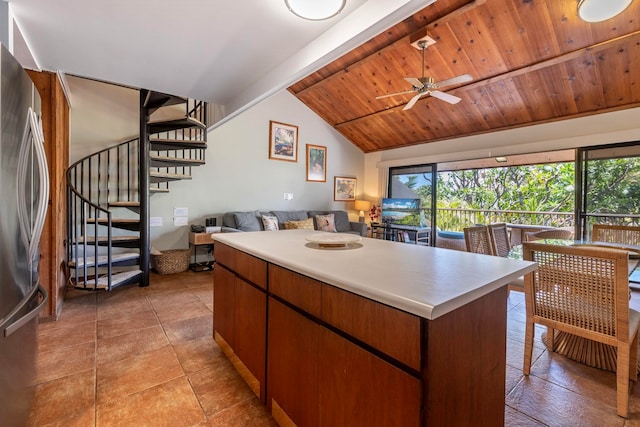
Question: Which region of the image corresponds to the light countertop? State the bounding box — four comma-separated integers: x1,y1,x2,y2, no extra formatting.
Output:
213,229,537,320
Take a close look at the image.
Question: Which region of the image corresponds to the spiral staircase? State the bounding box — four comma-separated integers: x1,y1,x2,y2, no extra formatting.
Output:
66,90,207,290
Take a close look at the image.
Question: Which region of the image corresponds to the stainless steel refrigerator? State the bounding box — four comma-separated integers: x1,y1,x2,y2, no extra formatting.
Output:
0,44,49,426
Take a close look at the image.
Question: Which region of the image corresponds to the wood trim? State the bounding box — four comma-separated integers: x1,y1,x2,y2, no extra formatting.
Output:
271,399,297,427
26,70,69,321
214,332,260,398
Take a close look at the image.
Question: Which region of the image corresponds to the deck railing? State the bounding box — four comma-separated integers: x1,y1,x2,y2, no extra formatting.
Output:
434,208,574,232
432,208,640,233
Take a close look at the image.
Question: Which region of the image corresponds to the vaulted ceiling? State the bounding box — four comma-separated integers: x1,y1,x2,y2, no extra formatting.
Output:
289,0,640,153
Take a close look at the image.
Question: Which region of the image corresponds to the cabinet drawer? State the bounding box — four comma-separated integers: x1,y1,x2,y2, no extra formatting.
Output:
322,285,421,371
214,243,267,289
269,265,322,318
236,250,267,289
214,242,235,270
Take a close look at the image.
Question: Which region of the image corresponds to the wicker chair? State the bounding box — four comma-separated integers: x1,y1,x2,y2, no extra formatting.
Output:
522,242,640,418
592,224,640,246
523,228,573,242
463,225,494,255
488,223,511,257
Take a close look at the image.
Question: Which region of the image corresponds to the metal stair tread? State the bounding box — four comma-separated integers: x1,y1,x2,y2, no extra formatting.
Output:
75,270,143,290
150,187,170,193
68,252,140,268
149,138,207,151
143,91,187,111
86,218,140,231
108,201,140,208
148,116,206,133
150,172,192,182
150,155,205,167
86,218,140,224
76,235,140,243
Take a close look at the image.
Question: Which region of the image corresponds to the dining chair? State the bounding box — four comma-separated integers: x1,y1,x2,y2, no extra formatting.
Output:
488,223,511,257
522,242,640,418
463,225,494,255
592,224,640,246
523,228,573,242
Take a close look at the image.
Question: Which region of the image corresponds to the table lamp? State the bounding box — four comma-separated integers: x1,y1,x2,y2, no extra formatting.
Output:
354,200,371,223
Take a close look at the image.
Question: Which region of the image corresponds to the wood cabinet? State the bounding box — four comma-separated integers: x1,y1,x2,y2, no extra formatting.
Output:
268,298,320,427
318,327,421,427
213,244,267,401
214,242,508,426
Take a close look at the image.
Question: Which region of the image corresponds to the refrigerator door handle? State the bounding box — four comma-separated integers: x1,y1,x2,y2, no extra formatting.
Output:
16,109,32,253
29,110,49,262
16,108,49,263
0,284,48,337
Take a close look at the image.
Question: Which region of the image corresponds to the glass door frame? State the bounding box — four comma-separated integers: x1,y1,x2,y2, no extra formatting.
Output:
576,140,640,240
387,163,437,246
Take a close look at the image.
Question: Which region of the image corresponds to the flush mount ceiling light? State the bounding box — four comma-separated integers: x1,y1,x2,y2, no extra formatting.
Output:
285,0,346,21
577,0,633,22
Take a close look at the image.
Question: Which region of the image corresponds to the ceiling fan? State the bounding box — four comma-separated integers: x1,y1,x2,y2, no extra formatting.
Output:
376,39,473,111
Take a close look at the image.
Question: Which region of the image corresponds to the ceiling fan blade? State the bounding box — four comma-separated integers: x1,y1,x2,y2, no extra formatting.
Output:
435,74,473,88
430,90,461,104
403,93,424,110
404,77,424,89
375,90,415,100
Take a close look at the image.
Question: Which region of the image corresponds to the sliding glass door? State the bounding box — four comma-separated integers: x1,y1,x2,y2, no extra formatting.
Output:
387,164,436,245
576,142,640,239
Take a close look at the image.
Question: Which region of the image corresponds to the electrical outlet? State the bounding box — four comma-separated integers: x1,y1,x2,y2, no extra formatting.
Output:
284,193,293,200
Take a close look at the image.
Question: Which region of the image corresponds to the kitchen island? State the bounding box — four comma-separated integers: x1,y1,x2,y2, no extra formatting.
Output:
212,229,537,427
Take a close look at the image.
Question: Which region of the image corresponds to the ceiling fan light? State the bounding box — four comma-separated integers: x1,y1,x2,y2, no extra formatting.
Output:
285,0,346,21
577,0,633,22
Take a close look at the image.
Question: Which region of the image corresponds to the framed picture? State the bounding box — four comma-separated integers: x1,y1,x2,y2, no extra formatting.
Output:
269,120,298,162
334,176,356,201
306,144,326,182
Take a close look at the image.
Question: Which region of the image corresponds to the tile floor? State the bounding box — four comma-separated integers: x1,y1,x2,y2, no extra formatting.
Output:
26,270,640,426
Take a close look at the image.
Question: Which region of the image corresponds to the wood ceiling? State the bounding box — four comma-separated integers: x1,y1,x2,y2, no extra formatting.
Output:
288,0,640,153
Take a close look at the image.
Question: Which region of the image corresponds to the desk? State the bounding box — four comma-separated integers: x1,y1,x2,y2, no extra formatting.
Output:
511,239,640,372
188,232,217,272
370,222,431,245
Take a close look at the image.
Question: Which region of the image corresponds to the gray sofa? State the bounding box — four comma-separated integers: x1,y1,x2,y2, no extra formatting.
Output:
222,210,367,236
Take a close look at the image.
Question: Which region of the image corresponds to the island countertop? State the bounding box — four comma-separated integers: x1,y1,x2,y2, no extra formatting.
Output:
213,229,537,320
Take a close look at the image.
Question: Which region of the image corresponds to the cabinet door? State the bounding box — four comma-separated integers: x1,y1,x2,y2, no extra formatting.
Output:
318,328,421,427
213,264,235,347
234,276,267,401
267,298,319,427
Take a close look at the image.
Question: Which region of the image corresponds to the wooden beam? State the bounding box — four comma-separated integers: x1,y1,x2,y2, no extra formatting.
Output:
293,0,487,97
336,30,640,129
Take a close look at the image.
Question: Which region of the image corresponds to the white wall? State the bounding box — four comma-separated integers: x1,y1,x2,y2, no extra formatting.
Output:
150,90,365,249
363,107,640,203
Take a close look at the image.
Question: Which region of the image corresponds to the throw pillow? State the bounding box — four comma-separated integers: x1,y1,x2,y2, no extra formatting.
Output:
284,217,315,230
232,210,262,231
315,214,337,232
261,215,279,231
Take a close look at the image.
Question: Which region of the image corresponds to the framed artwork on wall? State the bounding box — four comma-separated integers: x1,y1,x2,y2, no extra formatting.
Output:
334,176,356,201
306,144,326,182
269,120,298,162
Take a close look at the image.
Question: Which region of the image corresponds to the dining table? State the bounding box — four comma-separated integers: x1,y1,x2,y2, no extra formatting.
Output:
508,238,640,373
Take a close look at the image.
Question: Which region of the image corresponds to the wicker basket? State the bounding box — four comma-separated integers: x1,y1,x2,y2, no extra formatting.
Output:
151,249,190,274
